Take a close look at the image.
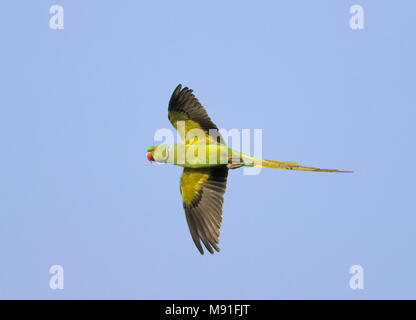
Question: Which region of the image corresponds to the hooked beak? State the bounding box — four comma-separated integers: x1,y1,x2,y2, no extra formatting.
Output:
146,152,154,162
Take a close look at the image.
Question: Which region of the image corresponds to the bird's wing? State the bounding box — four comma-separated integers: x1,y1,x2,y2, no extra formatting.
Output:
179,166,228,254
168,84,225,145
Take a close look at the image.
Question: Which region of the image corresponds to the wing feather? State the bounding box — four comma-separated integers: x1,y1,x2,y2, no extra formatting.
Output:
168,84,225,145
180,166,228,254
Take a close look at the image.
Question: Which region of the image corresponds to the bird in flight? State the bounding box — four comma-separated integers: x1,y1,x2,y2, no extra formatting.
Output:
146,84,353,254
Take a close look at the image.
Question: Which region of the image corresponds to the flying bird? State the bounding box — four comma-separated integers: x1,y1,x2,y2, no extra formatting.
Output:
146,84,353,254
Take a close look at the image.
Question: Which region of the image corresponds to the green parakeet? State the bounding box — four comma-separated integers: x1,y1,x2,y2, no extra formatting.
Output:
146,84,353,254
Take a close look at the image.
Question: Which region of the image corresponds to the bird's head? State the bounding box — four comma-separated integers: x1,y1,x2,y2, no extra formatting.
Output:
146,144,168,163
146,145,157,162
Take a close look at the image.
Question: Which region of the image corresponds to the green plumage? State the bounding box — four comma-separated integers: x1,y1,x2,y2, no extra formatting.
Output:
146,84,353,255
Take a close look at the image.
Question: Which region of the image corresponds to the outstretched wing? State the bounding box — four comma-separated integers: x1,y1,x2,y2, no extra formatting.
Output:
179,166,228,254
168,84,225,145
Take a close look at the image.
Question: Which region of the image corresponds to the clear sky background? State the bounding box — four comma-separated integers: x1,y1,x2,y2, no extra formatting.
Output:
1,1,415,299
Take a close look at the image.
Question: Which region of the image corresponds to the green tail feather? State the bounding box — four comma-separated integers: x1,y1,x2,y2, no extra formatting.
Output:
241,154,353,173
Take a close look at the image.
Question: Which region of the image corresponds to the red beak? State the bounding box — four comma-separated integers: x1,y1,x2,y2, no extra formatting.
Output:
146,152,154,162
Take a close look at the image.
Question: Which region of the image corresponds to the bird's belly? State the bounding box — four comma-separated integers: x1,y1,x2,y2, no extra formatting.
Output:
171,144,229,168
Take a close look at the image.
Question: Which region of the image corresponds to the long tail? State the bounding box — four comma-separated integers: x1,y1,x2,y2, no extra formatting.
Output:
242,155,353,173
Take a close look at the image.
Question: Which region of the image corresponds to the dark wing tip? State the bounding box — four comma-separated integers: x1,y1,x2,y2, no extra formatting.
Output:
169,84,187,112
175,83,182,92
196,242,205,255
170,84,183,101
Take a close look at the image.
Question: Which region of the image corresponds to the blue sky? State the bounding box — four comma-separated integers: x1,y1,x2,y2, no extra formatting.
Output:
0,1,415,299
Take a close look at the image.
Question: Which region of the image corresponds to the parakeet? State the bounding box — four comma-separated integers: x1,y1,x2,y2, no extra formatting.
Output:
146,84,353,254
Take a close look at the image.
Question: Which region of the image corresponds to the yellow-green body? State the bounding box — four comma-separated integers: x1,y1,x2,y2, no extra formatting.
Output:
149,143,252,168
